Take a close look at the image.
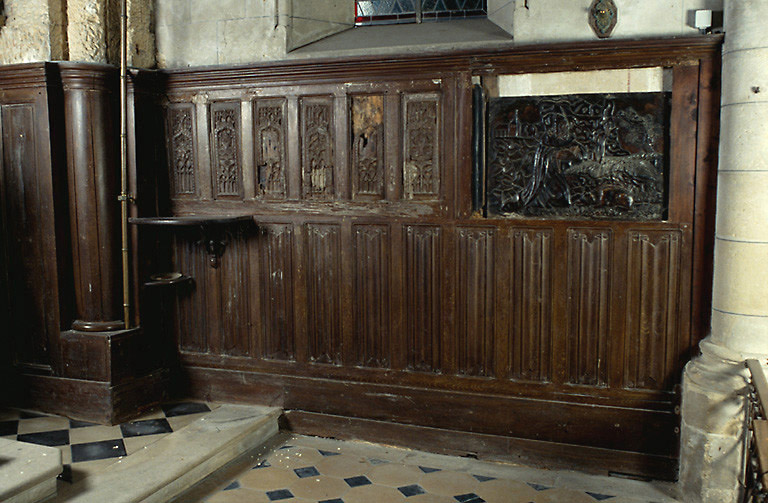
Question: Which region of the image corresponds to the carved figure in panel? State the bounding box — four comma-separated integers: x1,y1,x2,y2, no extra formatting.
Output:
255,101,286,197
211,103,242,198
351,95,385,198
487,93,669,219
404,97,440,198
301,100,334,198
168,106,196,196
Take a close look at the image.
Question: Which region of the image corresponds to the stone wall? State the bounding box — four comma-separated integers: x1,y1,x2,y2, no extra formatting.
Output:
155,0,725,68
0,0,153,66
67,0,154,67
505,0,723,44
0,0,57,65
155,0,352,68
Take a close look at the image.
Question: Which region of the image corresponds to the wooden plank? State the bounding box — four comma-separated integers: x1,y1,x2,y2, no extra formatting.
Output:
284,410,678,481
690,55,721,352
182,365,679,458
668,65,700,223
754,419,768,489
748,359,768,417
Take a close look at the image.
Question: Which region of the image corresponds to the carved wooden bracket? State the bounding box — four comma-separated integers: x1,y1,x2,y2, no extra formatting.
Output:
129,215,252,268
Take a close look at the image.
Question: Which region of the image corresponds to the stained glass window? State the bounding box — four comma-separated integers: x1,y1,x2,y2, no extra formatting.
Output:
355,0,487,26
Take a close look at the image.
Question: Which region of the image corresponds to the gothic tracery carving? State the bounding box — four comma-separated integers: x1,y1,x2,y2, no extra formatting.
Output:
168,106,195,196
211,103,242,198
352,95,385,197
255,101,286,197
404,96,440,198
301,99,334,198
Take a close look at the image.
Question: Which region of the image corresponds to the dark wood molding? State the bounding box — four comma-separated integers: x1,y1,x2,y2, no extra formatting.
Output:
163,36,723,90
180,365,678,479
283,410,678,481
18,369,168,425
0,62,50,90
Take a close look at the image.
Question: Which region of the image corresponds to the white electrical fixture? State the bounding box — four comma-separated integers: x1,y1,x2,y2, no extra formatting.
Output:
694,10,713,31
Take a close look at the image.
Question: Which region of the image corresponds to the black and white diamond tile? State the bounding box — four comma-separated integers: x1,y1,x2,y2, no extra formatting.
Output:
0,400,217,485
197,438,634,503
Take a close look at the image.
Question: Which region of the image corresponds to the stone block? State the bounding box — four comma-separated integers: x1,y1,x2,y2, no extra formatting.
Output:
218,18,286,64
155,0,190,27
628,67,667,92
190,0,245,23
0,0,52,65
718,102,768,172
245,0,273,19
724,0,768,54
156,21,218,67
710,310,768,355
722,49,768,106
715,171,768,242
712,239,768,316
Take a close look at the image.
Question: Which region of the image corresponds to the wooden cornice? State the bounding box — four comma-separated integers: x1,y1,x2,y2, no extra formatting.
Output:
0,62,50,90
162,35,723,91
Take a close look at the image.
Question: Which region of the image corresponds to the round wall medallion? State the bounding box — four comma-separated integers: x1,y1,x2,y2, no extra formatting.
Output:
589,0,618,39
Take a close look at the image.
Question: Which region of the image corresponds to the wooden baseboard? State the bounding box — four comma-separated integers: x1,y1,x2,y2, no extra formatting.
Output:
179,365,678,480
284,410,677,481
17,369,168,425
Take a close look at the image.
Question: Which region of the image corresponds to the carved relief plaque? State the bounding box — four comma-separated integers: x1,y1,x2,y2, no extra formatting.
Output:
403,94,440,198
351,95,385,198
210,102,242,198
167,105,196,197
255,100,287,197
487,93,669,219
301,98,335,198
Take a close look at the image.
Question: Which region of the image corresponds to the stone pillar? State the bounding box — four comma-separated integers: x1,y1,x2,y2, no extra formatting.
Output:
680,1,768,501
66,0,155,67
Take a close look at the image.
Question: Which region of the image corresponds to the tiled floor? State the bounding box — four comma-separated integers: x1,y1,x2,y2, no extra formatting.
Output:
0,401,217,485
184,435,678,503
1,404,678,503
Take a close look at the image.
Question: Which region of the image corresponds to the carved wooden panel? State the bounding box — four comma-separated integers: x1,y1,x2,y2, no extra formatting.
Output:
254,99,287,197
306,223,342,364
0,104,50,365
218,229,250,356
209,101,242,198
566,228,612,385
625,230,682,390
456,228,495,376
405,225,442,372
403,94,440,199
351,95,385,198
487,93,669,219
173,234,209,353
257,224,295,360
166,104,196,197
508,228,553,382
301,98,335,198
353,224,390,367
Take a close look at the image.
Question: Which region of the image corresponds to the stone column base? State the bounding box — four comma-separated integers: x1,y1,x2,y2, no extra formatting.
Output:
679,340,756,502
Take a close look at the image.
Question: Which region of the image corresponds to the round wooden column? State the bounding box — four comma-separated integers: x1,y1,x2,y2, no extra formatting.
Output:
61,63,124,332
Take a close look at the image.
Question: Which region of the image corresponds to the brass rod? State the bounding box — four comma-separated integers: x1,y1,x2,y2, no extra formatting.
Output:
120,0,131,329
